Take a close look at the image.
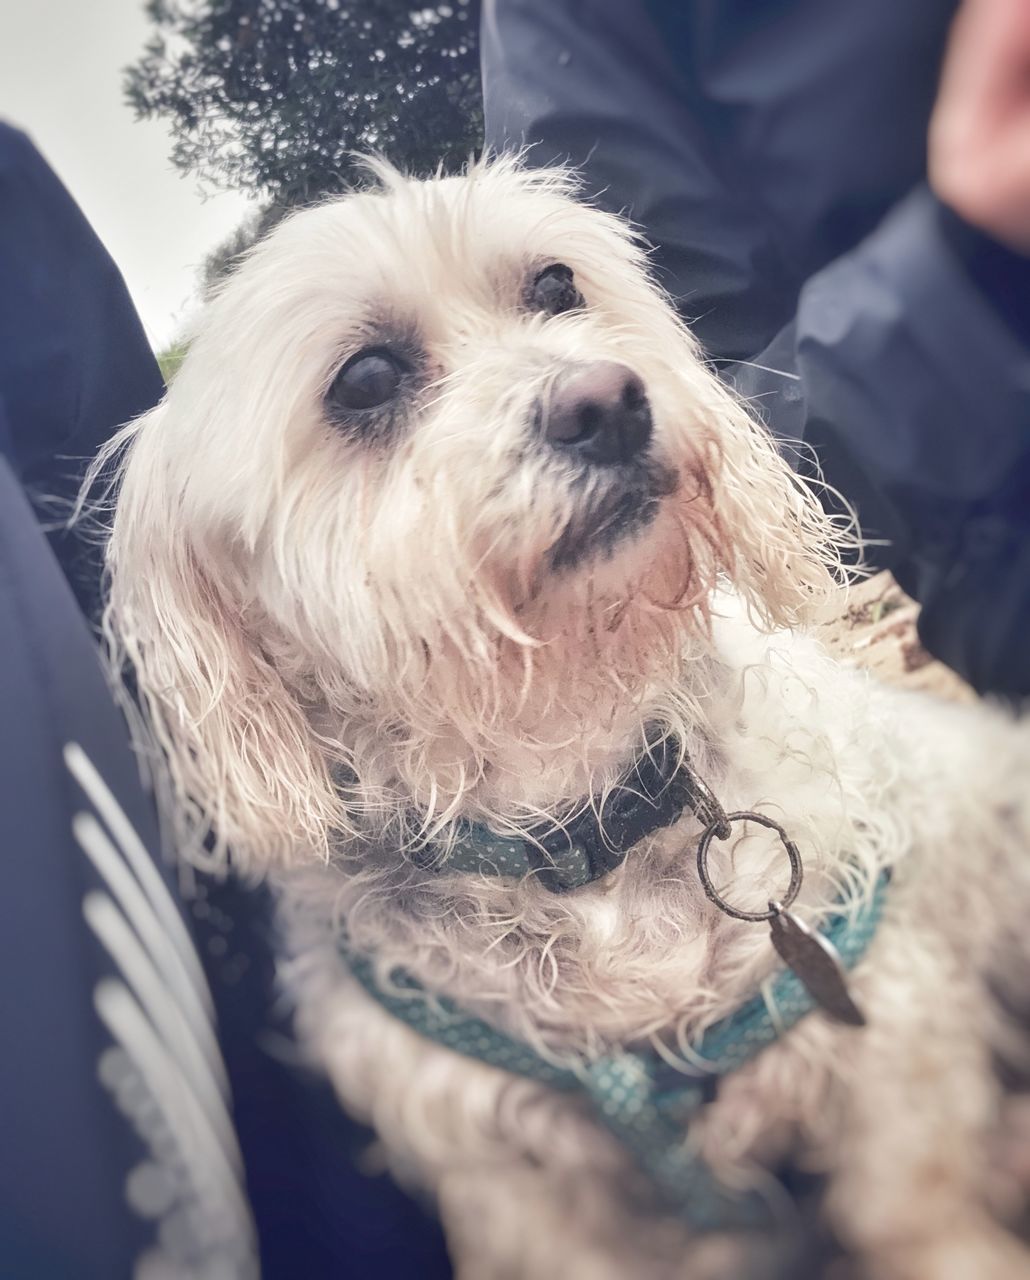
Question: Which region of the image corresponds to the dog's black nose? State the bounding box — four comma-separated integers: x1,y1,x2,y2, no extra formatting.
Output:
543,362,652,465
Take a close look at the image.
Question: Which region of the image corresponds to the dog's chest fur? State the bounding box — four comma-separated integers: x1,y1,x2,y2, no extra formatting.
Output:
276,610,1030,1280
292,615,906,1057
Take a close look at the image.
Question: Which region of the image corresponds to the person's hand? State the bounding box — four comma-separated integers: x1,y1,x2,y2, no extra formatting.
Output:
930,0,1030,253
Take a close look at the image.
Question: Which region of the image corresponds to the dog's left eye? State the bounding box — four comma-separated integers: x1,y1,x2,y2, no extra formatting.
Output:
327,349,404,412
529,263,584,316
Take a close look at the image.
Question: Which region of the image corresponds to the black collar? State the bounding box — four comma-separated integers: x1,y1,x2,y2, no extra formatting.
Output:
411,733,728,893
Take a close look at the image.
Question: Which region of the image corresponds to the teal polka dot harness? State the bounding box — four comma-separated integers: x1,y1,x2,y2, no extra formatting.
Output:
338,738,888,1230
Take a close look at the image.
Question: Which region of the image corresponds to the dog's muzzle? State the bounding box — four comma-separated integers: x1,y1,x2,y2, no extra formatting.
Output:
540,361,653,466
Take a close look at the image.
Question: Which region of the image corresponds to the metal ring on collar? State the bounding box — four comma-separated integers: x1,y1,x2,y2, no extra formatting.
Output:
696,810,804,923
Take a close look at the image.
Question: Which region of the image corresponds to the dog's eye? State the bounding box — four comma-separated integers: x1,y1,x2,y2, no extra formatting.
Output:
328,349,404,412
530,263,584,317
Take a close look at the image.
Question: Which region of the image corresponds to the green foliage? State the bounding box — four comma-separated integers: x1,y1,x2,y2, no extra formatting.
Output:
157,340,190,383
126,0,483,209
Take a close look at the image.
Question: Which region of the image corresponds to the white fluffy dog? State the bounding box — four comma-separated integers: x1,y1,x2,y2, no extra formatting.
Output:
97,160,1030,1278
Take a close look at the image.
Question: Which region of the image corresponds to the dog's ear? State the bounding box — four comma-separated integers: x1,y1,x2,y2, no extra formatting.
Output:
708,393,852,629
99,405,344,875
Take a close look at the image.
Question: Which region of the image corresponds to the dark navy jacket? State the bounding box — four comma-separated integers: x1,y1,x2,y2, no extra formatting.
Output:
481,0,1030,697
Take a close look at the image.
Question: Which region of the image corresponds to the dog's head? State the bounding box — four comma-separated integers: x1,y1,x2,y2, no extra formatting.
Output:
99,159,844,870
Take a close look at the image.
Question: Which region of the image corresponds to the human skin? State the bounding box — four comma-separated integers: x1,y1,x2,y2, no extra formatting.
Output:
930,0,1030,253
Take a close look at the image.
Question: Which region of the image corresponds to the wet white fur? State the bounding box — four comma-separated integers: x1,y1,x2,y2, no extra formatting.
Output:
97,160,1030,1278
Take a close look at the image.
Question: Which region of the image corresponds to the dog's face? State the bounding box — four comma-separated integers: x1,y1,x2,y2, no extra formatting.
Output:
102,160,840,868
156,165,722,656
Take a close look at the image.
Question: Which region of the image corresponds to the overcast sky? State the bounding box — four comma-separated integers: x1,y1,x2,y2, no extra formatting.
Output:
2,0,254,350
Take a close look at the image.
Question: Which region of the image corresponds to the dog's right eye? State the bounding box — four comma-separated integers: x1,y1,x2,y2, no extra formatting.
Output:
529,263,584,317
327,349,403,412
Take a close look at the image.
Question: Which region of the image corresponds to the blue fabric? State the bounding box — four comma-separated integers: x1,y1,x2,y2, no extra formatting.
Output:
481,0,1030,697
0,125,176,1276
0,436,158,1277
0,124,165,621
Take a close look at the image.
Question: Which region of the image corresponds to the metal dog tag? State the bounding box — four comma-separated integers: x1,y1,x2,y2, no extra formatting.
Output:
696,809,869,1028
768,901,866,1027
